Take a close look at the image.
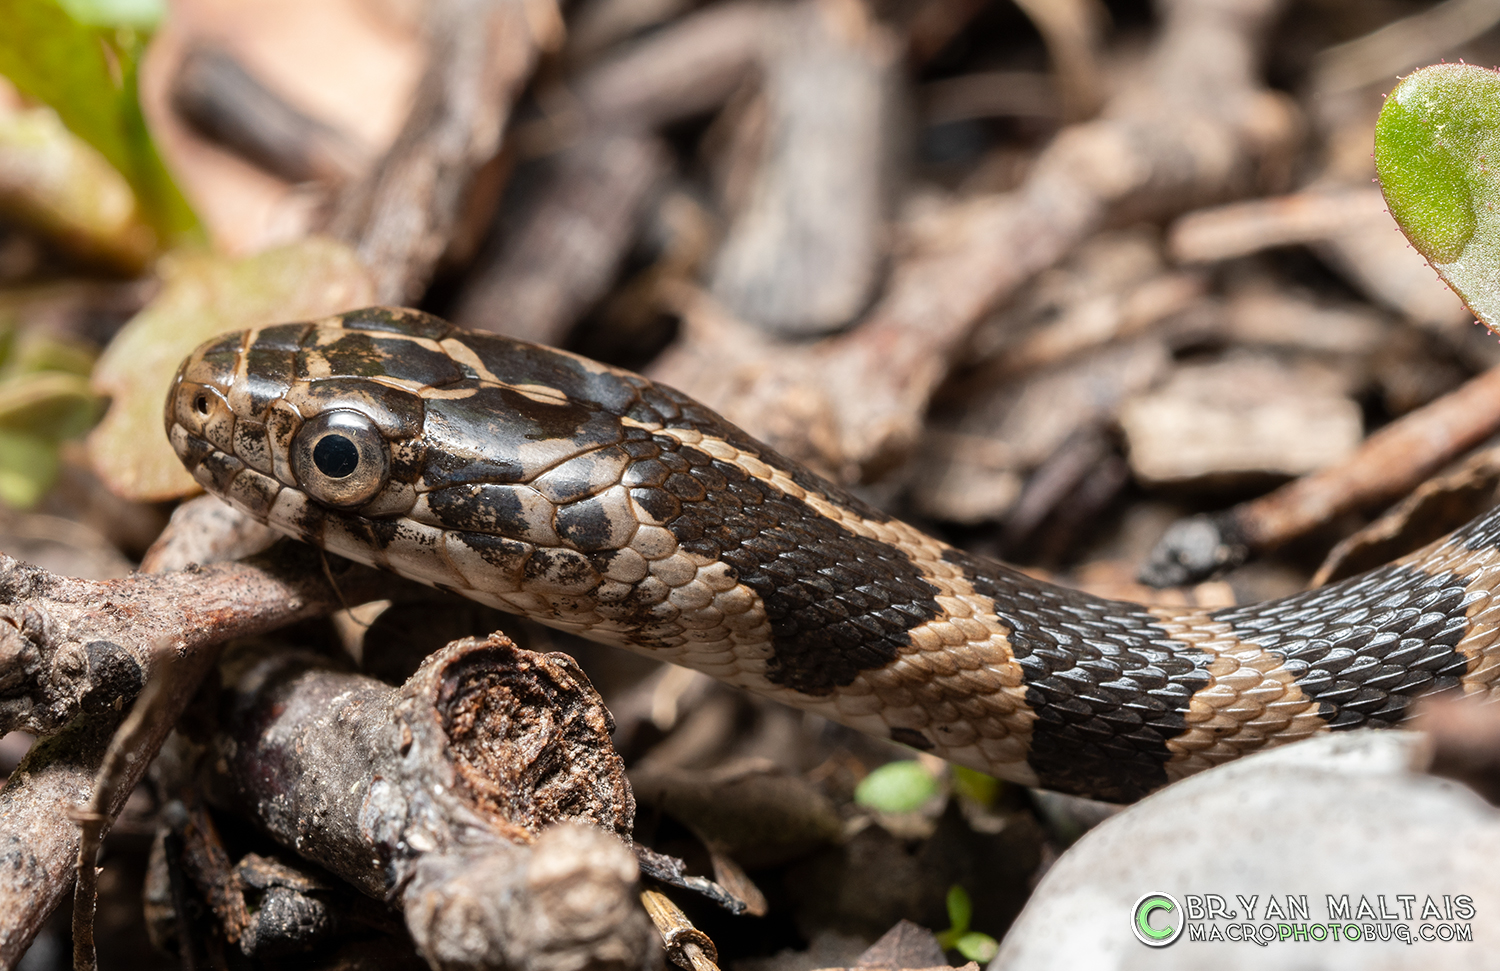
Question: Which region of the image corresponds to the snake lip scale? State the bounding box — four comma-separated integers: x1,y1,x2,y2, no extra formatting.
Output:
165,306,1500,803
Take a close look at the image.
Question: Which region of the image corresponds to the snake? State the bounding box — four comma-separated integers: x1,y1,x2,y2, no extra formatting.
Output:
165,306,1500,803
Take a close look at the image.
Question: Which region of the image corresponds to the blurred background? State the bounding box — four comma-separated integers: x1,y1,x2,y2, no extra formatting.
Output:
4,0,1500,967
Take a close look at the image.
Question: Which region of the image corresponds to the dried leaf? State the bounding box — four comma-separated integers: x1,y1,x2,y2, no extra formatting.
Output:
0,105,155,270
87,237,375,500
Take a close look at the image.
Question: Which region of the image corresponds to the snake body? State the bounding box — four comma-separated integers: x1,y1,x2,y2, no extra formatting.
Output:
166,307,1500,802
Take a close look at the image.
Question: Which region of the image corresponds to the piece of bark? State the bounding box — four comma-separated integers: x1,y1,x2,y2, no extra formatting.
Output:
708,0,899,336
1203,285,1390,358
172,45,368,186
453,132,670,345
330,0,547,304
571,2,777,133
652,0,1298,482
961,227,1172,364
1140,364,1500,586
634,843,757,916
1117,352,1363,484
1313,444,1500,587
911,339,1170,523
852,919,945,969
0,709,128,966
208,635,650,971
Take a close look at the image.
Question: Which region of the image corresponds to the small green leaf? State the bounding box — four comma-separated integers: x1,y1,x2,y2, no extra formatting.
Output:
0,371,97,437
951,765,1002,807
0,431,60,508
58,0,163,27
853,760,939,814
1375,63,1500,330
0,0,198,244
9,332,96,378
955,931,999,963
946,884,973,935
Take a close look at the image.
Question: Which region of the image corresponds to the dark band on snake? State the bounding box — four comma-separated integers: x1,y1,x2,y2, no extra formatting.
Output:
166,306,1500,803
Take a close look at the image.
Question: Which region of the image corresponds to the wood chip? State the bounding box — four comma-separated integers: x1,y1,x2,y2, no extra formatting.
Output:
1119,353,1363,484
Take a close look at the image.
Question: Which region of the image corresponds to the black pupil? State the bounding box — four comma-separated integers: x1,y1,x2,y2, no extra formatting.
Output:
313,434,360,478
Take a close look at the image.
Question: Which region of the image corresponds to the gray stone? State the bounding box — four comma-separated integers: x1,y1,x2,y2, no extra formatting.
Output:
994,731,1500,970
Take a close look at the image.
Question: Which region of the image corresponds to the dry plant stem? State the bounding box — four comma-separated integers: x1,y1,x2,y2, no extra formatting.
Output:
1010,0,1105,121
652,0,1293,481
172,45,367,185
0,709,118,966
640,890,719,971
330,0,547,304
1311,0,1500,95
1142,364,1500,587
454,133,670,345
708,0,898,337
0,544,415,739
572,2,777,132
211,635,649,971
1167,186,1385,264
1312,447,1500,588
72,649,196,971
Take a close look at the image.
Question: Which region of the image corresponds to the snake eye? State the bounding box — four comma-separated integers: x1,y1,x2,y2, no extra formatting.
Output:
291,410,390,508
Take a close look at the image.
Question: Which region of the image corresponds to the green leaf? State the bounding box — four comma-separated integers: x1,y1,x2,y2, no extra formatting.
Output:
951,765,1002,807
853,760,939,814
0,371,98,437
0,0,198,244
1375,63,1500,330
946,884,973,935
58,0,163,27
955,931,999,963
9,332,96,378
0,431,60,508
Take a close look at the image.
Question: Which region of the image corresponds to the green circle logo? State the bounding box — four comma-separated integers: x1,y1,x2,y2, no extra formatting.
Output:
1132,892,1183,946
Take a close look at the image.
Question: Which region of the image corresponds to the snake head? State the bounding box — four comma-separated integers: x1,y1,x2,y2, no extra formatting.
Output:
166,311,445,537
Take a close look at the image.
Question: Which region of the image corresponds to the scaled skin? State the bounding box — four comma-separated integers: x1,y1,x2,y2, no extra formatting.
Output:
167,307,1500,802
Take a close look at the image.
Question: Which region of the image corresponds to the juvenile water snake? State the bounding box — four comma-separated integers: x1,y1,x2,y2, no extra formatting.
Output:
165,306,1500,803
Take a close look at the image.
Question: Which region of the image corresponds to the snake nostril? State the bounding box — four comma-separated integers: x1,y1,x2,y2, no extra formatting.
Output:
193,394,210,416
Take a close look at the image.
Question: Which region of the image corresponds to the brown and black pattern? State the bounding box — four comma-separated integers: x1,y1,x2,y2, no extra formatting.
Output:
166,307,1500,802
